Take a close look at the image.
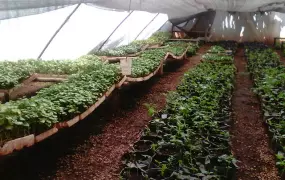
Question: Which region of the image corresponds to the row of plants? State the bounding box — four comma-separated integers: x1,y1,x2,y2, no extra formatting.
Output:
92,44,144,57
164,41,199,56
132,32,172,46
120,50,237,179
131,49,166,78
0,55,122,146
202,53,233,63
245,44,285,175
92,32,172,57
211,41,238,54
207,46,226,54
130,42,199,78
0,57,100,89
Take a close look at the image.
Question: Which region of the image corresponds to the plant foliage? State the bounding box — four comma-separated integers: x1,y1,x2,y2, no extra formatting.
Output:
245,43,285,174
0,56,101,89
120,49,237,179
0,55,121,144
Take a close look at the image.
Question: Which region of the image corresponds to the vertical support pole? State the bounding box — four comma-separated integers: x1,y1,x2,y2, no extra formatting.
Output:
37,3,81,60
274,37,277,47
158,20,169,31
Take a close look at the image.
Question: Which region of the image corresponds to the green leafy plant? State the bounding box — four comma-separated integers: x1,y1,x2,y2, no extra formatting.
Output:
120,45,237,179
143,103,157,117
245,43,285,174
0,56,102,89
0,55,122,145
202,53,233,63
208,45,226,53
132,32,171,46
130,42,197,78
92,44,143,57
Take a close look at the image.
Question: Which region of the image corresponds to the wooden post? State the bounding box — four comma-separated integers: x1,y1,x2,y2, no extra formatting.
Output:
158,63,164,75
274,37,277,47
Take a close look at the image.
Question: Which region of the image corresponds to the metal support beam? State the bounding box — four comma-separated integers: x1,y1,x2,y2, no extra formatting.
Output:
98,11,134,51
158,20,169,31
134,13,159,40
37,3,81,60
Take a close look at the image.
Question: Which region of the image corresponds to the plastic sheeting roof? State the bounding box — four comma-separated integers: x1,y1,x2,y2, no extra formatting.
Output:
2,0,285,20
2,1,285,61
0,4,169,60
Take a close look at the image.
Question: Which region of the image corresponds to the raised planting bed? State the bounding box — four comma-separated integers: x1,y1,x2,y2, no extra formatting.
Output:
94,44,149,59
245,44,285,176
201,53,234,64
207,45,233,55
126,43,199,82
1,74,69,102
164,41,199,58
93,32,172,59
9,82,55,101
0,55,105,102
210,40,238,54
0,57,125,156
120,59,237,179
131,32,172,47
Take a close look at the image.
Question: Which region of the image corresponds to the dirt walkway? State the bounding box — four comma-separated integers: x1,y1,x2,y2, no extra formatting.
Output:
0,45,210,180
230,48,279,180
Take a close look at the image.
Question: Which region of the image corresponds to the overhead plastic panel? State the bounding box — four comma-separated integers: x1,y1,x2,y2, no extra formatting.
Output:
159,21,173,32
0,5,76,61
3,1,285,20
0,6,70,20
41,4,129,60
101,11,158,50
136,14,168,40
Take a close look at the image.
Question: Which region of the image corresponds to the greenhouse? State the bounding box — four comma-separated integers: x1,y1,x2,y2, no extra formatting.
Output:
1,0,285,179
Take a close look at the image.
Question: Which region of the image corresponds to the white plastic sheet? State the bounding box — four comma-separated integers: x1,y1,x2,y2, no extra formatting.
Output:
0,5,76,61
3,0,285,20
41,4,129,60
210,11,285,43
136,14,168,40
101,11,158,50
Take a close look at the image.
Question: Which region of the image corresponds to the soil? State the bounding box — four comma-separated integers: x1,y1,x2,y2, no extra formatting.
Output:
133,141,152,152
0,45,210,180
157,146,178,156
230,48,280,180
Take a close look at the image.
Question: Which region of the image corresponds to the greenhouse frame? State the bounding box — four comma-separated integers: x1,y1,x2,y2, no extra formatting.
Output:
2,0,285,180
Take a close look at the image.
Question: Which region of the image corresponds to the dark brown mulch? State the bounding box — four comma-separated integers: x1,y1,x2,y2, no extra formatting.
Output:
230,48,280,180
0,45,210,180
